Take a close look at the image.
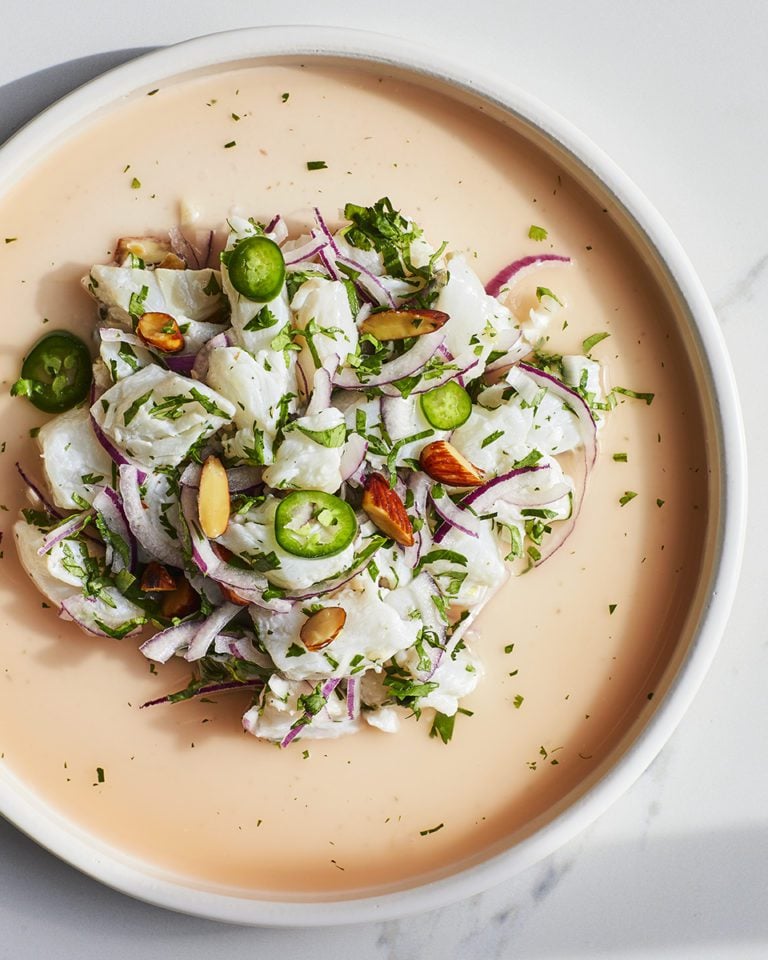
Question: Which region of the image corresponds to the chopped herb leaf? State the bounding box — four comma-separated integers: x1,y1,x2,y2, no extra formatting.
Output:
582,332,610,353
528,225,548,241
609,603,617,614
612,452,628,462
306,160,327,171
614,386,654,405
619,490,638,507
130,177,141,189
224,140,237,149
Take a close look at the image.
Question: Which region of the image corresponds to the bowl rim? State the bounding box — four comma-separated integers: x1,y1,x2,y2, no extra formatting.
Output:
0,24,747,927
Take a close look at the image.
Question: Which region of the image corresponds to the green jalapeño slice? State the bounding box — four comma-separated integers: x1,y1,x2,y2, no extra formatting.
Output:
226,235,285,302
275,491,357,559
420,380,472,430
11,330,93,413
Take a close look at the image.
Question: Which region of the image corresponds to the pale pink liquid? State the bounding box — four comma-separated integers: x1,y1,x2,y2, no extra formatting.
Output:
0,62,715,897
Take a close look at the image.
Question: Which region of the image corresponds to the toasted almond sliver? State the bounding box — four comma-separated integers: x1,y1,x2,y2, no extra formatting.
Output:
361,472,414,546
159,576,200,619
198,455,230,539
360,308,449,341
419,440,485,486
136,311,185,354
300,606,346,651
140,561,176,592
115,236,173,266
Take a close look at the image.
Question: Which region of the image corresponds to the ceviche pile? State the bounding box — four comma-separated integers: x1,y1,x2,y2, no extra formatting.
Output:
12,199,609,745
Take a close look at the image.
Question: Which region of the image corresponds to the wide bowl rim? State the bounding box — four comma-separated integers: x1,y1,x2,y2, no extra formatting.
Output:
0,24,747,927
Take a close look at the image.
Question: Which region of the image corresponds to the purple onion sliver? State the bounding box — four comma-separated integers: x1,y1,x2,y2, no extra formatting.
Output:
140,619,202,663
38,510,95,556
313,206,341,255
484,254,571,298
15,462,62,519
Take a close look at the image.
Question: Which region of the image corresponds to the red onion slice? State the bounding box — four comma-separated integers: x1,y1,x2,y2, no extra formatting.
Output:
402,472,432,567
140,619,202,663
283,234,329,266
38,510,95,556
15,462,62,519
184,602,242,662
168,224,214,270
119,464,186,569
334,255,396,308
313,207,341,256
141,678,263,709
306,353,337,416
429,491,481,539
484,254,571,298
92,486,137,574
518,362,597,470
340,434,368,484
333,332,444,390
191,331,230,381
346,677,360,720
265,215,289,245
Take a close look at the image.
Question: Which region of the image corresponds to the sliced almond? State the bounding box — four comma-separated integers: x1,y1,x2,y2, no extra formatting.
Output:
300,606,346,651
115,236,174,266
136,311,185,354
419,440,485,487
198,455,230,539
159,576,200,619
360,307,449,341
140,561,176,592
362,472,414,546
157,253,187,270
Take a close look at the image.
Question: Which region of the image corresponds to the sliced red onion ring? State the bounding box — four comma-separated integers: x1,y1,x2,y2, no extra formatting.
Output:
59,594,145,639
484,254,571,298
283,234,329,266
163,354,197,376
140,619,202,663
316,245,341,281
38,510,95,556
335,255,396,308
191,331,230,381
333,332,444,390
313,207,340,256
92,486,137,574
402,472,432,567
340,434,368,484
377,355,479,398
265,215,289,245
168,224,213,270
185,602,242,662
119,464,185,568
429,491,481,540
433,465,552,544
346,677,360,720
518,363,597,470
15,462,62,519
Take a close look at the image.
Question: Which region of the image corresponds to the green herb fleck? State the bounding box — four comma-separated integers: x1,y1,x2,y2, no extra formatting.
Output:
96,767,105,784
536,285,563,305
130,177,141,189
612,452,628,462
306,160,328,171
656,498,665,508
614,386,654,405
5,237,17,244
582,332,610,353
528,225,548,241
619,491,638,507
419,823,444,836
513,694,524,709
609,603,617,615
281,92,290,102
224,140,236,149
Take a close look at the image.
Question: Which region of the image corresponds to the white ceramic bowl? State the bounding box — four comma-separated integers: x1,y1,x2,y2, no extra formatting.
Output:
0,26,746,925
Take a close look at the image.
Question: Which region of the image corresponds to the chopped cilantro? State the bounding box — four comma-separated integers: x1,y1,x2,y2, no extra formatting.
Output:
130,177,141,189
614,386,655,405
612,452,628,462
619,491,638,506
528,225,548,241
582,332,610,353
306,160,328,170
609,603,617,615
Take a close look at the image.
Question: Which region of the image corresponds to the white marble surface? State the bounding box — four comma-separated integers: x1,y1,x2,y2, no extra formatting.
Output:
1,3,766,957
